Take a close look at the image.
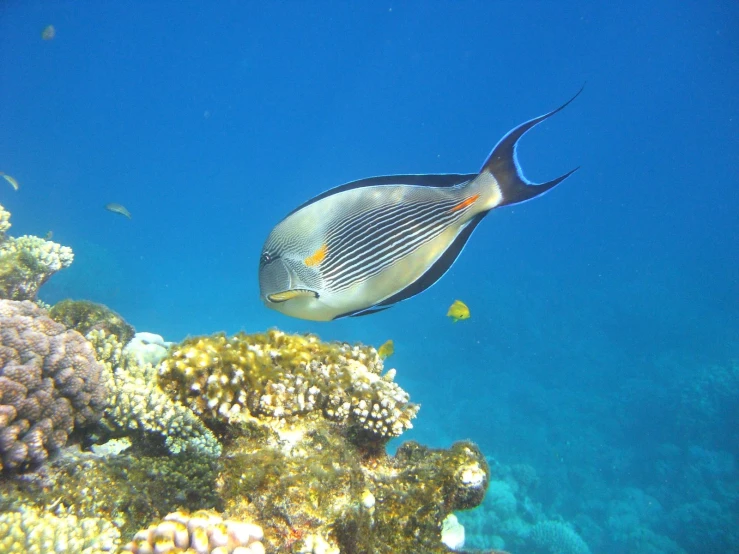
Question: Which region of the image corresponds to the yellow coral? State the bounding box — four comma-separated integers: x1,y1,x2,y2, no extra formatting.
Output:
159,330,418,438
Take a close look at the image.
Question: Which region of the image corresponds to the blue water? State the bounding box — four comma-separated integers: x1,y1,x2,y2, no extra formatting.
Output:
1,2,737,552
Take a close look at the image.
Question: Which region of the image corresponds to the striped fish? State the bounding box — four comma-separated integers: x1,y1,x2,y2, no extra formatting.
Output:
259,90,581,321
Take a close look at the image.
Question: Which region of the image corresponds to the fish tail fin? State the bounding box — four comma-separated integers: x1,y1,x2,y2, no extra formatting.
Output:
478,86,582,210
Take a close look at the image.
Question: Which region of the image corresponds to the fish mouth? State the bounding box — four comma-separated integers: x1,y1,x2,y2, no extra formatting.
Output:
267,289,319,303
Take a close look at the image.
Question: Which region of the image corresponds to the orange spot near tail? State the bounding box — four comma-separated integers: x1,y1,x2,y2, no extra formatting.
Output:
450,193,480,212
304,243,328,267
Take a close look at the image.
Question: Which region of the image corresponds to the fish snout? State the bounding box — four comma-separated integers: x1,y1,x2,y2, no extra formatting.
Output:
259,254,292,303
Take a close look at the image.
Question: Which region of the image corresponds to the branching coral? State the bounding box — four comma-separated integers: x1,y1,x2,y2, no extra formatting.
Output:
0,300,107,471
0,204,74,300
0,204,10,239
0,505,119,554
159,330,418,440
88,329,221,457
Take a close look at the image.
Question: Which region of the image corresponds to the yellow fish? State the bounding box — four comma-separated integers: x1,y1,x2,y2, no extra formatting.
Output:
447,300,470,323
377,339,394,359
1,173,19,191
105,203,132,219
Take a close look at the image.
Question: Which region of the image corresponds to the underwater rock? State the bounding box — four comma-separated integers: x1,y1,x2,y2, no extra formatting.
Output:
219,423,488,553
49,299,135,345
88,330,221,457
0,203,73,301
122,331,173,366
159,330,419,440
0,300,107,472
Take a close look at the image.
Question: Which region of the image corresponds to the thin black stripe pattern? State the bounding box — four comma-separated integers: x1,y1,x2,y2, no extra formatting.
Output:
319,193,477,292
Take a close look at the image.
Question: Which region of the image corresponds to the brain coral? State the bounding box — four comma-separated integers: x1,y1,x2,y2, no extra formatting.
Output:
0,300,107,471
159,330,419,439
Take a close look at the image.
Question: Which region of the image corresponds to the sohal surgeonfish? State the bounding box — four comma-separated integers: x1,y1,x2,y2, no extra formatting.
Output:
259,91,581,321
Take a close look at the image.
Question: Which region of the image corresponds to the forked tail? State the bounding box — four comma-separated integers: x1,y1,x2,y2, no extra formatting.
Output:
480,86,583,207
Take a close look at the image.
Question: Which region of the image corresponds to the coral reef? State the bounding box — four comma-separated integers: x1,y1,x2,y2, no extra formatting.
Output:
0,299,107,471
121,510,265,554
458,457,596,554
219,428,488,553
88,329,221,457
529,520,591,554
159,330,418,440
0,204,73,301
0,204,10,239
49,299,135,345
0,287,490,552
0,444,221,540
0,504,119,554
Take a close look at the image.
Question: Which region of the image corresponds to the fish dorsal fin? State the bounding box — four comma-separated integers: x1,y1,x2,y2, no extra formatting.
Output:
287,173,476,217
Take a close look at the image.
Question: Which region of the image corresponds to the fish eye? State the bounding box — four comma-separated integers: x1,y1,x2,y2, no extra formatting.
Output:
260,252,273,265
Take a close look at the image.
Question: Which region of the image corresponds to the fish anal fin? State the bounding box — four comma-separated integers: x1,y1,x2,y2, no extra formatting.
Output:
375,213,487,308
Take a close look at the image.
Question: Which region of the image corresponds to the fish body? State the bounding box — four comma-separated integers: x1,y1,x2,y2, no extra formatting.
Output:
259,91,581,321
105,203,132,219
447,300,470,323
377,339,395,359
41,25,56,40
1,173,19,191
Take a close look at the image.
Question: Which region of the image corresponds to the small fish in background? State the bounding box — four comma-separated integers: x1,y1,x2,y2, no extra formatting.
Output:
41,25,56,40
377,339,395,359
0,173,19,191
105,203,132,219
44,231,53,240
447,300,470,323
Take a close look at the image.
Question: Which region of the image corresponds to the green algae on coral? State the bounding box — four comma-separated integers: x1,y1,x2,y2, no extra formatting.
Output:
217,412,489,553
49,299,135,344
0,447,221,542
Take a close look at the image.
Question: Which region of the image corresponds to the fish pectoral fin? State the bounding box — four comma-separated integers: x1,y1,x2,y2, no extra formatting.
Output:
267,289,319,303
